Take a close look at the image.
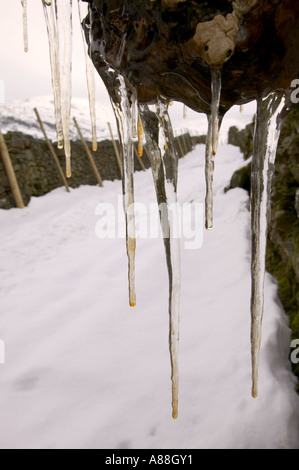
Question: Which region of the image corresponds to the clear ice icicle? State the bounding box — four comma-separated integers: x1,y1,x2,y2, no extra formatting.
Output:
21,0,28,52
56,0,73,178
111,76,136,308
205,68,222,230
78,0,97,152
132,95,137,139
139,101,180,419
42,0,64,150
250,91,286,398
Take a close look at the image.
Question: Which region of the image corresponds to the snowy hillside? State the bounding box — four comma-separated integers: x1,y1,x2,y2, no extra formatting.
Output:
0,96,116,142
0,138,298,448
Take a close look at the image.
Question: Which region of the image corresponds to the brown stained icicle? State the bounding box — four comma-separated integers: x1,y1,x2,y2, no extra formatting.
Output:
183,105,187,120
250,91,286,398
111,77,136,309
139,102,180,420
138,115,143,157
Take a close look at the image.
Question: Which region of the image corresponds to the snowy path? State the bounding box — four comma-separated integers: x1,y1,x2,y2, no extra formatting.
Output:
0,144,298,449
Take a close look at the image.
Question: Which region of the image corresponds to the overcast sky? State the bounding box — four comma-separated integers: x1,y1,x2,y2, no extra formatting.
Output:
0,1,111,105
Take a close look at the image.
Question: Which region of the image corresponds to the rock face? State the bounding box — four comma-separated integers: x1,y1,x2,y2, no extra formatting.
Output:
83,0,299,113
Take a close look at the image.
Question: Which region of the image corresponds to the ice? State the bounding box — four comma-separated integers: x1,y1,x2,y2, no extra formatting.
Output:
42,0,64,150
183,104,187,119
204,114,213,230
138,115,143,157
77,0,97,152
111,76,136,308
132,94,137,139
205,68,222,230
56,0,73,177
20,0,28,52
211,69,222,156
42,0,73,175
250,91,286,398
139,101,180,419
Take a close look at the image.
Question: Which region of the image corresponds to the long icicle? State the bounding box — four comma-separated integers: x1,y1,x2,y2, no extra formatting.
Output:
205,68,222,230
21,0,28,53
111,77,136,308
77,0,97,152
56,0,73,178
42,0,64,150
139,102,181,420
250,91,286,398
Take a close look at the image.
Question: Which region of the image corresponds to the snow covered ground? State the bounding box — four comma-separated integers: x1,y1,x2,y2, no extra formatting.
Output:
0,127,299,448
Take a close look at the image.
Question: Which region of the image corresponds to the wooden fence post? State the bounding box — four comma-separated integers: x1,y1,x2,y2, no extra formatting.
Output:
107,122,122,178
0,127,25,208
181,130,188,155
73,118,103,187
34,108,70,193
175,132,184,158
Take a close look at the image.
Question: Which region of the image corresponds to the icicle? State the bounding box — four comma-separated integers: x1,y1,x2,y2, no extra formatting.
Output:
42,0,64,150
211,69,221,156
250,91,286,399
183,104,187,119
77,0,97,152
111,77,136,308
138,115,144,157
205,68,222,230
20,0,29,53
132,95,137,139
56,0,73,178
139,101,180,420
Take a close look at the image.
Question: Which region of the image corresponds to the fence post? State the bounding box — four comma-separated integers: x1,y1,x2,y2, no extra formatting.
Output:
176,132,184,158
34,108,70,193
107,122,122,178
0,127,24,208
134,145,146,171
73,118,103,187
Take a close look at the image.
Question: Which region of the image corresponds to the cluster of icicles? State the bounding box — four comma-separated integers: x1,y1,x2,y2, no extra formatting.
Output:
22,0,97,177
21,1,287,419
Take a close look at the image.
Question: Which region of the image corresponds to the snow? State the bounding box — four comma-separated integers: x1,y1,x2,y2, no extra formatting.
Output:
0,95,116,143
0,133,298,448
